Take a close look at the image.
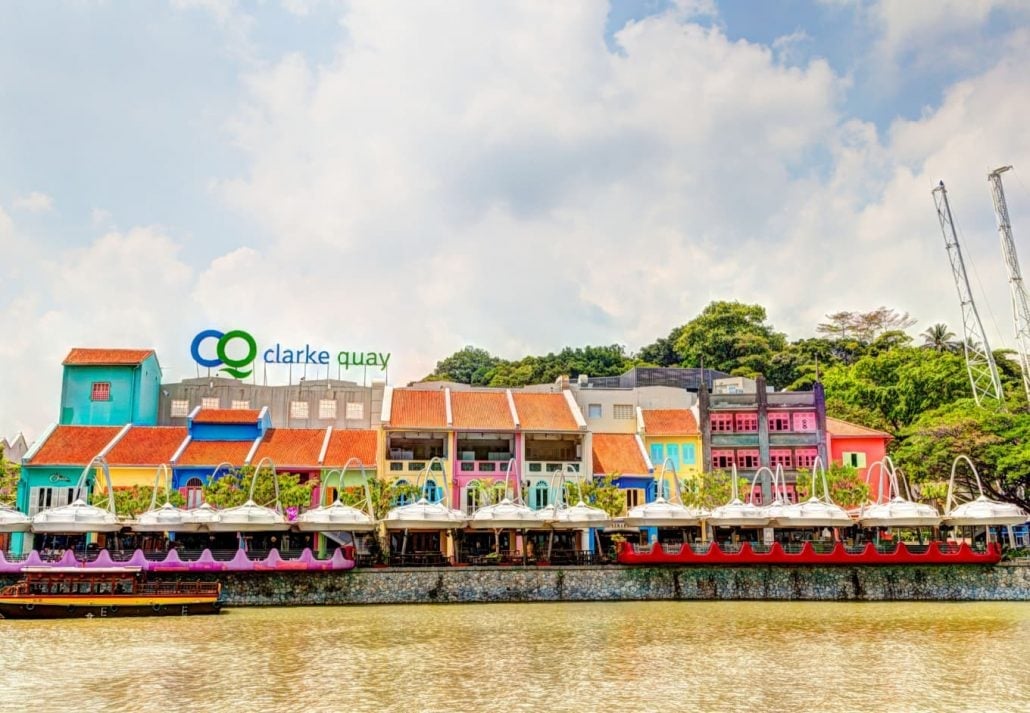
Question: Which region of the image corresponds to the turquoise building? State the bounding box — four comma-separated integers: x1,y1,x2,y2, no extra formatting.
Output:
59,348,161,426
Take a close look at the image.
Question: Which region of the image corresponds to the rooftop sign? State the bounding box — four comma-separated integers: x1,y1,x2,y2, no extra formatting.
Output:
190,329,390,379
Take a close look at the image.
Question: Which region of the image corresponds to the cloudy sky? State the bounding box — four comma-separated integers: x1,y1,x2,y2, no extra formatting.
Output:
3,0,1030,439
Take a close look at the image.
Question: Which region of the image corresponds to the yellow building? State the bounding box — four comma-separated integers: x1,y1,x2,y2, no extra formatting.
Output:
638,408,702,482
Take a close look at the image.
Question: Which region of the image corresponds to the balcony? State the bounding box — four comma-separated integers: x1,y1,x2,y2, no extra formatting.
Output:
523,460,583,479
385,459,447,477
456,460,512,477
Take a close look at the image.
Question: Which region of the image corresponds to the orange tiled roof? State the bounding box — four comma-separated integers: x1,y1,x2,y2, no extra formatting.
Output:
827,417,893,439
641,409,699,436
451,391,514,430
63,348,154,366
512,393,579,431
192,409,261,424
323,429,377,467
175,440,253,466
593,433,648,476
389,390,447,428
104,427,188,466
27,426,122,466
253,429,327,467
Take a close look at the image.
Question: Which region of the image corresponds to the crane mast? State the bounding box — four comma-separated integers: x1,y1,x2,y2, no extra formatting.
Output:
932,181,1004,408
988,165,1030,405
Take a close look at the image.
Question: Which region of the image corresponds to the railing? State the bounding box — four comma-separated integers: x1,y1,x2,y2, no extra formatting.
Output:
456,460,511,475
386,459,447,475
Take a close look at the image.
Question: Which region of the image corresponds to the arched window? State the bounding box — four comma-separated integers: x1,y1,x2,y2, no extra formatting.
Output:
647,480,671,502
531,480,549,510
185,477,204,509
424,478,442,504
393,479,412,506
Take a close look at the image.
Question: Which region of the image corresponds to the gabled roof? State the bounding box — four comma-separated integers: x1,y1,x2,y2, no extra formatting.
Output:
253,429,327,468
512,393,579,431
63,348,154,366
451,391,514,430
104,427,188,466
593,433,649,476
26,426,122,466
388,390,447,429
175,440,253,466
827,417,893,439
641,409,699,436
323,429,377,467
192,409,261,424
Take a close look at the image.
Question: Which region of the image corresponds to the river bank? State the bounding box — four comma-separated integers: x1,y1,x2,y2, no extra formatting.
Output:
8,562,1027,606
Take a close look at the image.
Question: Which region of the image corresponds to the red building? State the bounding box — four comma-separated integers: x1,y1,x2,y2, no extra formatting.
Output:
825,417,893,501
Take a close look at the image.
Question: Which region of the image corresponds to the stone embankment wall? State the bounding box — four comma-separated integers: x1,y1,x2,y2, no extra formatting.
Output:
5,564,1028,605
177,563,1030,605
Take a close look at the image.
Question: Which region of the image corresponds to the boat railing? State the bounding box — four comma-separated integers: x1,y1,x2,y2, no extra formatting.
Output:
137,581,221,596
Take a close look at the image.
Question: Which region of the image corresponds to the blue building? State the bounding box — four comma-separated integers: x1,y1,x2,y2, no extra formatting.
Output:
59,348,161,426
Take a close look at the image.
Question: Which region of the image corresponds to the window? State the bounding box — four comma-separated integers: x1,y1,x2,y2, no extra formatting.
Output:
201,397,220,409
231,400,250,410
424,478,442,503
587,403,602,419
737,450,760,469
749,488,763,505
650,443,663,465
531,481,549,510
90,382,111,401
682,443,696,466
711,413,734,432
647,481,670,501
170,400,190,417
793,412,817,432
626,488,644,509
796,449,818,468
346,402,364,420
734,413,758,432
28,486,78,516
393,479,413,506
843,451,867,468
185,477,204,508
768,413,791,432
712,450,735,469
613,404,634,420
770,449,793,468
319,399,337,419
290,401,309,419
665,443,680,472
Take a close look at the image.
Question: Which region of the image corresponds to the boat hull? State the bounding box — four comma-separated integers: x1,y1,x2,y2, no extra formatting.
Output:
0,598,221,619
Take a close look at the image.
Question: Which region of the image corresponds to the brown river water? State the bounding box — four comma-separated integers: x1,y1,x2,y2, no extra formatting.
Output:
1,601,1028,712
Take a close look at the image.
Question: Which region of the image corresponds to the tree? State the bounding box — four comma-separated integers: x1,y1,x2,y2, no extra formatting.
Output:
890,400,1030,513
794,463,869,509
0,453,19,506
338,474,422,520
428,346,501,385
578,474,627,517
921,323,958,353
672,301,787,378
637,328,685,367
201,466,315,510
816,311,859,340
680,470,748,510
90,485,185,517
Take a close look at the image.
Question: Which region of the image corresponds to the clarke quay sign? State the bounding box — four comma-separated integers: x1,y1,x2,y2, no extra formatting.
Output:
190,328,391,379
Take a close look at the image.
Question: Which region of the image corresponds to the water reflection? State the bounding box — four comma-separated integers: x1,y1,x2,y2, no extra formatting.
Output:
1,602,1028,712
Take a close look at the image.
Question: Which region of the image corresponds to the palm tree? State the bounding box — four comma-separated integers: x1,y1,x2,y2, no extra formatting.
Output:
921,323,958,352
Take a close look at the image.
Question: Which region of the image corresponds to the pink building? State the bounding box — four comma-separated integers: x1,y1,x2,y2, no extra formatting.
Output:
825,417,893,502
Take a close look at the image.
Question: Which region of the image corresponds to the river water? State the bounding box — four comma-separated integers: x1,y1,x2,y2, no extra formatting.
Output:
1,601,1028,712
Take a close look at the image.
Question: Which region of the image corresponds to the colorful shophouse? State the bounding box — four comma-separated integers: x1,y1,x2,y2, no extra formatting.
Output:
638,408,702,481
59,348,161,426
825,417,893,501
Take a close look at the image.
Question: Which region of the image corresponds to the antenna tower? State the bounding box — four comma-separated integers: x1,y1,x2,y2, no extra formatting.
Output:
932,181,1004,408
988,165,1030,404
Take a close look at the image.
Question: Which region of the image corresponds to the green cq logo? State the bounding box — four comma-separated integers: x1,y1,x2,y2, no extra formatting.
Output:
191,329,257,379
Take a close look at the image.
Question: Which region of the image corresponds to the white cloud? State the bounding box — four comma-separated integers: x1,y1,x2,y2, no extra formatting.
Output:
12,191,54,213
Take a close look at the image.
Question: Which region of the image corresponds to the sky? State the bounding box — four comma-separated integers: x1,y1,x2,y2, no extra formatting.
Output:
3,0,1030,440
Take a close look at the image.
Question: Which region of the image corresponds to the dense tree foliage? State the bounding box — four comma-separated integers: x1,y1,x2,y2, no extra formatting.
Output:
672,301,787,378
0,453,19,506
202,466,315,510
794,463,869,509
426,344,636,386
90,485,186,517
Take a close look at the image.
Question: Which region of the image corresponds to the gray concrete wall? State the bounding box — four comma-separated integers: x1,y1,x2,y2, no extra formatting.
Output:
11,564,1018,607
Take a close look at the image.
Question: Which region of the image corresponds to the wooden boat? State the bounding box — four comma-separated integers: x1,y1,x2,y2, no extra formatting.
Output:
0,567,222,619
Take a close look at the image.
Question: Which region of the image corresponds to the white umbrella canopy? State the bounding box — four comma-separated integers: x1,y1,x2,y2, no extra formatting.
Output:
624,460,707,528
32,458,123,534
707,465,770,529
205,457,289,532
384,458,466,530
771,460,853,529
186,502,222,528
858,458,941,528
133,464,203,533
295,459,377,532
0,504,31,533
468,460,537,530
943,455,1029,527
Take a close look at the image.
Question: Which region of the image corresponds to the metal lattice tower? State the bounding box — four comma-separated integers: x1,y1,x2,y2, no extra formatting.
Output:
988,166,1030,405
932,181,1004,408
